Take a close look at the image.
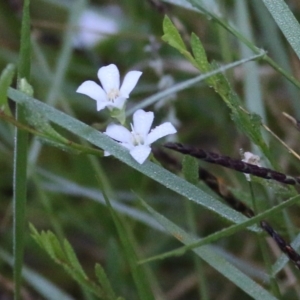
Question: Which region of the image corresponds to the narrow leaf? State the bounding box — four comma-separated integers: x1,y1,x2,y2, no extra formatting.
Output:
190,32,211,72
140,199,277,300
182,155,199,185
63,239,87,279
262,0,300,60
0,63,15,114
13,0,31,298
100,187,154,300
162,16,197,67
95,264,117,300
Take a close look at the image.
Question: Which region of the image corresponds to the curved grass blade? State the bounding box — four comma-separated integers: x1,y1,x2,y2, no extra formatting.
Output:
7,87,259,231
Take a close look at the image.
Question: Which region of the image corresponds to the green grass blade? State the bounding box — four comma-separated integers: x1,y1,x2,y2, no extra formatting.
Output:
250,0,300,118
39,169,165,232
100,186,154,300
235,0,267,128
140,193,300,263
8,88,259,231
94,264,117,300
139,199,278,300
13,0,31,299
262,0,300,60
182,156,209,300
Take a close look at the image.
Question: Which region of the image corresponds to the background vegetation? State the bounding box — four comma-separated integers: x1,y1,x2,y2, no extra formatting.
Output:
1,0,300,299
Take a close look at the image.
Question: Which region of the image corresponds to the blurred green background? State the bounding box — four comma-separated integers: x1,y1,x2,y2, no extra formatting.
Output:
1,0,300,299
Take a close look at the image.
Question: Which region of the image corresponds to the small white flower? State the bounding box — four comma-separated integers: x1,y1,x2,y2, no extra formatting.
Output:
242,151,261,181
76,64,142,112
105,109,177,164
73,8,120,49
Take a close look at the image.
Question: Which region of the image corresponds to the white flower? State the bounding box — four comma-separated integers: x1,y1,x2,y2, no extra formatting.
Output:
105,109,177,164
73,8,120,49
242,151,261,181
76,64,142,112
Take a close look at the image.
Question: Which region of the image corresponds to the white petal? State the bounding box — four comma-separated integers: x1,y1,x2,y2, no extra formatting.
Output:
132,110,154,138
98,64,120,93
76,81,107,103
120,71,142,98
129,145,151,164
145,122,177,145
96,100,111,111
113,97,127,109
242,152,261,166
105,123,132,143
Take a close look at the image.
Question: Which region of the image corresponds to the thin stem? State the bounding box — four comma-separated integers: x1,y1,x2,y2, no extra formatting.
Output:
165,142,300,185
248,182,281,298
13,0,31,298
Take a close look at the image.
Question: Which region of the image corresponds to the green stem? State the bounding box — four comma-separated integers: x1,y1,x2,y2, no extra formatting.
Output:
184,200,209,300
13,107,28,300
13,0,31,298
248,182,281,299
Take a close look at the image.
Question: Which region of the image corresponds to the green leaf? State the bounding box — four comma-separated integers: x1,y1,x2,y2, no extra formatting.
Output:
162,15,187,51
162,16,197,67
190,32,210,72
31,226,105,297
95,264,117,300
22,99,70,144
63,239,87,279
182,155,199,185
100,187,154,300
0,63,15,114
30,226,67,263
262,0,300,60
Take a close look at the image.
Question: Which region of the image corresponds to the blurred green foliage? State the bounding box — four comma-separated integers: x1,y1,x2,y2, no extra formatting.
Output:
1,0,300,299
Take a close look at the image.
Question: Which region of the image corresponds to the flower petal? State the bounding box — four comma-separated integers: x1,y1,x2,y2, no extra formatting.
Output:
98,64,120,93
76,81,107,104
112,96,127,109
132,109,154,138
145,122,177,145
96,100,111,111
120,71,142,98
105,123,132,144
129,145,151,164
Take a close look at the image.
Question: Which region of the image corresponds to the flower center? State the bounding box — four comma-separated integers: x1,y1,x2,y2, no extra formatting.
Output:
107,88,120,102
